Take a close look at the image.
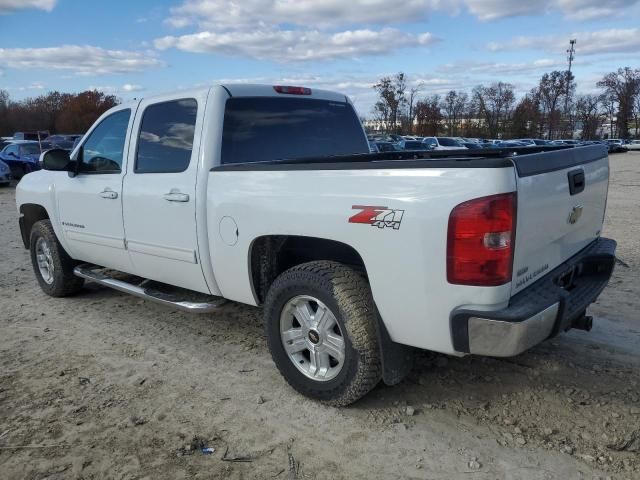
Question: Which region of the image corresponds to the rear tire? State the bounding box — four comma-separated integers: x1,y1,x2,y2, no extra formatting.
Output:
29,220,84,297
264,261,381,406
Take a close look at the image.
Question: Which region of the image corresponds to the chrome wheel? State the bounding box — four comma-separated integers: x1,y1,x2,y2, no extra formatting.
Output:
280,295,346,382
35,237,55,285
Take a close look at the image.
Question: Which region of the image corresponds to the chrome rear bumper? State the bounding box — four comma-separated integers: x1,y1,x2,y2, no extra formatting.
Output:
451,237,616,357
467,303,559,356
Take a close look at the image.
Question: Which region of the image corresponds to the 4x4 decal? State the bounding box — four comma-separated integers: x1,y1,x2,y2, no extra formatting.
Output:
349,205,404,230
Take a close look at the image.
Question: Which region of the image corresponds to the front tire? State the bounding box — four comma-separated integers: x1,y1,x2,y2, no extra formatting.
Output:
29,220,84,297
264,261,381,406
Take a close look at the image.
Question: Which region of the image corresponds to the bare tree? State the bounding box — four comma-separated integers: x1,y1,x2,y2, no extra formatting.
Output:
575,94,603,139
597,67,640,139
510,93,541,138
414,95,442,136
405,82,423,135
473,82,515,138
600,93,618,139
538,70,575,139
441,90,468,136
634,94,640,138
372,73,407,133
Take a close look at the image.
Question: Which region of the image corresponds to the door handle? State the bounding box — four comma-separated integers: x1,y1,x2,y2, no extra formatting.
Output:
163,191,189,202
99,189,118,199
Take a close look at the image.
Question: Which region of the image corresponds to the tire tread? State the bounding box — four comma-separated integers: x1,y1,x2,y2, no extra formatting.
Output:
264,260,381,407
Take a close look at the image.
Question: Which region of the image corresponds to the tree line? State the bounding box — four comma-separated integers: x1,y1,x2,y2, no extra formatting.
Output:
0,89,119,137
371,67,640,140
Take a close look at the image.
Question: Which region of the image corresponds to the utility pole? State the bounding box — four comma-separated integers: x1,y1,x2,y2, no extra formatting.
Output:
565,39,576,136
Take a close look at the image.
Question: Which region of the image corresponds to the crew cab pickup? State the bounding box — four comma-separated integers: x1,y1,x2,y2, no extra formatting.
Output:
16,84,616,406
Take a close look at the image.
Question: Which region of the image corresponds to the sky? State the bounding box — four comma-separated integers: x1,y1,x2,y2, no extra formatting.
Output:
1,0,639,117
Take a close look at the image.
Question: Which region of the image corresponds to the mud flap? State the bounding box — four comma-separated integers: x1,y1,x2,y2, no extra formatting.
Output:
375,312,414,385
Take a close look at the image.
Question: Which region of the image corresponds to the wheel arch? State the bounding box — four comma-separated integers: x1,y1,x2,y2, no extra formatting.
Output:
19,203,50,249
249,235,414,386
248,235,368,305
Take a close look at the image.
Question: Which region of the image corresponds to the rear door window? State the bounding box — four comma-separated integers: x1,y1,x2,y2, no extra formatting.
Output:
221,97,368,164
135,99,198,173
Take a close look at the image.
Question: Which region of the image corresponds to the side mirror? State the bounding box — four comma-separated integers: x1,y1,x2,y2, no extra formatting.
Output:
40,149,71,171
8,151,18,158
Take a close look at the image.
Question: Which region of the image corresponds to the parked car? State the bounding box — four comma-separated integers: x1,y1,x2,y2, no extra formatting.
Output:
606,139,626,153
400,140,432,150
495,140,531,148
17,84,616,406
0,159,12,186
374,141,402,153
422,137,467,150
13,131,49,141
0,140,42,179
516,139,552,146
626,140,640,150
42,134,82,150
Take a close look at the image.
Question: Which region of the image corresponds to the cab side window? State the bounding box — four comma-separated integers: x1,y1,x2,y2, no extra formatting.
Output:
135,99,197,173
6,145,19,156
79,109,131,173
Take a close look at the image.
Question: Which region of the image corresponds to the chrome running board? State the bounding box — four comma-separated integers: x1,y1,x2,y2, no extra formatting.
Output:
74,264,226,313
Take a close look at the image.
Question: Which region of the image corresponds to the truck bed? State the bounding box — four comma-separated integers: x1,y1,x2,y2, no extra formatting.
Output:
212,144,592,172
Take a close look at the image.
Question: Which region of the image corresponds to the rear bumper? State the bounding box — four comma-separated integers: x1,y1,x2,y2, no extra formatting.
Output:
451,237,616,357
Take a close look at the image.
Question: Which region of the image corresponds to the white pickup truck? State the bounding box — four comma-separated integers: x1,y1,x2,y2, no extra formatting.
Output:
16,84,616,406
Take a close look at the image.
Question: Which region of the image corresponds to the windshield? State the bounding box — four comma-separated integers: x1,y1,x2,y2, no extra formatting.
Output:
20,143,41,155
221,97,368,164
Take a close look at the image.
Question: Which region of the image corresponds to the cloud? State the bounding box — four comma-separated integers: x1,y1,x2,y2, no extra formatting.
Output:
557,0,640,20
122,83,144,92
488,28,640,56
164,0,639,28
465,0,639,20
0,0,56,14
155,28,437,61
464,0,547,20
85,84,145,95
0,45,163,75
165,0,446,29
439,58,565,76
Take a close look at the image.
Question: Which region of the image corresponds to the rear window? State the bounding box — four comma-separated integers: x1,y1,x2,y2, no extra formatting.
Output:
221,97,368,164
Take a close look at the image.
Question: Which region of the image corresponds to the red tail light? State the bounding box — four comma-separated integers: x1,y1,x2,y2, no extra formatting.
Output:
273,85,312,95
447,192,516,286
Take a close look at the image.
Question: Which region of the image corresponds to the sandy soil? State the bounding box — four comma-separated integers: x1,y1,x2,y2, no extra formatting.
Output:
1,152,639,480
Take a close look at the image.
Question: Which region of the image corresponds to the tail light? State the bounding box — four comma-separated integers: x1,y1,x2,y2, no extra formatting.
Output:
447,192,516,286
273,85,311,95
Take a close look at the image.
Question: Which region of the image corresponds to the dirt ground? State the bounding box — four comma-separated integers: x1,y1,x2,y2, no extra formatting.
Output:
1,152,639,480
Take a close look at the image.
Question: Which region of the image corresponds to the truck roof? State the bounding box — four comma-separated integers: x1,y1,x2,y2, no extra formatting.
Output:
221,84,348,103
130,84,349,105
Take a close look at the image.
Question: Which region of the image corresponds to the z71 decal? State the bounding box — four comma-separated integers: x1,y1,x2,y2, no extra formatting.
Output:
349,205,405,230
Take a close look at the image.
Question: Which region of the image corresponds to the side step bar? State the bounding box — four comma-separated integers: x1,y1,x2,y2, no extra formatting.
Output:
74,264,226,313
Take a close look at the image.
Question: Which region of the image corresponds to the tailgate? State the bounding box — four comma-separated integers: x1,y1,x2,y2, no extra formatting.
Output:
511,145,609,295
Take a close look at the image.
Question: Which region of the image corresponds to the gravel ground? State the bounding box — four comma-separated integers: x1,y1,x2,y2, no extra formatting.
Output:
1,152,639,480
